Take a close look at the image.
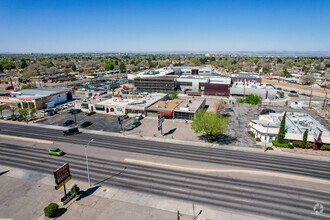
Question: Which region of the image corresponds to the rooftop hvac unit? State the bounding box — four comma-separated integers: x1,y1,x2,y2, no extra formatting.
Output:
189,100,192,103
156,105,161,108
184,104,189,107
163,105,166,108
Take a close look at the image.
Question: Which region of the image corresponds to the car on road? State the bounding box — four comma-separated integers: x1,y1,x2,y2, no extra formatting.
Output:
63,127,80,136
80,121,92,128
122,114,129,119
85,111,96,116
260,108,275,114
131,121,141,128
63,120,74,126
48,147,64,156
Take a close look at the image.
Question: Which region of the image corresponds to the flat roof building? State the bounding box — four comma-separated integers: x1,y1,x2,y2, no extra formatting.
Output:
231,73,262,85
125,93,168,115
230,82,277,99
0,88,73,109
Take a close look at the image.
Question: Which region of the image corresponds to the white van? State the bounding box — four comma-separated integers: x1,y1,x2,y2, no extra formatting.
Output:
135,113,143,120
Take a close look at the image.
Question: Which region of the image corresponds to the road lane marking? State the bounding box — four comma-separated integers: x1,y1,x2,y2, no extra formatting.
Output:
124,158,330,186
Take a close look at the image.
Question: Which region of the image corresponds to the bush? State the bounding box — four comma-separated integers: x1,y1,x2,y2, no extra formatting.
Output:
237,98,244,103
44,203,59,218
266,147,274,151
260,110,266,115
70,184,80,195
245,94,262,105
292,141,302,148
320,144,330,151
305,142,314,149
248,131,255,138
272,140,288,148
256,137,261,142
288,144,294,149
279,92,284,98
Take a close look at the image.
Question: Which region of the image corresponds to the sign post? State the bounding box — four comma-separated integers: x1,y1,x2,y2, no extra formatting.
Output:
158,112,165,135
54,163,72,197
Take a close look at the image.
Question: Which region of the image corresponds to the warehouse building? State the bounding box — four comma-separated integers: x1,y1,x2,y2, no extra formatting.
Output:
0,88,73,109
230,82,277,99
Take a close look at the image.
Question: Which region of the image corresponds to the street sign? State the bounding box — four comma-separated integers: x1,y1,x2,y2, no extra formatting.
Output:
54,163,71,189
55,175,72,190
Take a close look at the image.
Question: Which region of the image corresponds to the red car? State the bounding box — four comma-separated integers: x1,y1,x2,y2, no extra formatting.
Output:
5,86,14,90
71,87,77,90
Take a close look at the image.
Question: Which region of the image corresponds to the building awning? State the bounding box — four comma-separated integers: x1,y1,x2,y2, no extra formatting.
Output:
157,111,173,116
94,105,104,109
81,103,88,108
15,102,21,104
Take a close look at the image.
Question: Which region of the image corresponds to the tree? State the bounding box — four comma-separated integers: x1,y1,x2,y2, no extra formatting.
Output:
277,112,286,144
0,105,8,118
18,108,28,117
301,129,308,149
191,109,230,142
215,99,226,114
30,108,37,118
20,59,28,68
71,64,76,71
168,91,178,100
300,74,316,85
279,92,284,98
9,106,17,115
245,94,262,105
0,63,3,72
105,62,115,71
119,62,126,73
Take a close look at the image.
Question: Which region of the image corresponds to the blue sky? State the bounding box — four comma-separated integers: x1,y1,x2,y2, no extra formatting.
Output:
1,0,329,53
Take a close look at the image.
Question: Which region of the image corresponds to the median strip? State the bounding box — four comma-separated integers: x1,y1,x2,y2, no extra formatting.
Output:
0,134,53,144
124,158,330,185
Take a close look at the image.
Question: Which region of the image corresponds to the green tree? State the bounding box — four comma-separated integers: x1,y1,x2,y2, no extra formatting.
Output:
301,129,308,148
21,83,37,90
0,63,3,72
245,94,261,105
18,108,28,117
105,62,115,71
20,59,28,68
119,62,126,73
168,91,178,100
191,109,230,142
277,112,286,144
30,108,37,118
279,92,284,98
71,64,76,71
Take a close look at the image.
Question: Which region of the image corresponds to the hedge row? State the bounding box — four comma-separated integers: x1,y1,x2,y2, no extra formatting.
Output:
272,140,294,149
248,131,255,138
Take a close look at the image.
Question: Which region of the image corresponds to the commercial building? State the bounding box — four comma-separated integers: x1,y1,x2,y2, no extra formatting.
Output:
81,98,131,115
173,66,213,75
249,112,330,144
0,88,73,109
230,73,262,85
134,76,177,92
230,82,277,99
125,93,168,115
146,97,206,120
176,74,231,96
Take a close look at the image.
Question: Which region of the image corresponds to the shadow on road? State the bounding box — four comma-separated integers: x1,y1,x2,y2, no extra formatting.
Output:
163,128,177,136
0,170,10,176
198,134,238,145
93,167,127,185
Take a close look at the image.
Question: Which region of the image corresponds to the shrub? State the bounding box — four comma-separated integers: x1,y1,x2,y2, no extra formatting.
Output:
44,203,59,218
256,137,261,142
245,94,262,105
279,92,284,98
237,98,244,103
292,141,302,148
70,184,80,195
266,147,274,151
288,144,294,149
272,140,288,148
260,110,266,115
320,145,330,151
248,131,255,138
305,142,314,149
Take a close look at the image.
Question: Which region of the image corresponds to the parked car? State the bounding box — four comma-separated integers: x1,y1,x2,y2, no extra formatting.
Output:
122,114,129,119
63,127,80,136
85,111,96,116
63,120,74,126
48,147,64,156
5,86,14,90
260,108,275,115
224,107,234,112
131,121,141,128
135,113,143,120
80,121,92,128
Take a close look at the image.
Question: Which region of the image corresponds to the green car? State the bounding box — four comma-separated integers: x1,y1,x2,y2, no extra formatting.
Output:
48,147,64,156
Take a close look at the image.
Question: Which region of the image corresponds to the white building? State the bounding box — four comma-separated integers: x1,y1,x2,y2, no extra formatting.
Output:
249,112,330,144
173,66,213,75
230,82,277,99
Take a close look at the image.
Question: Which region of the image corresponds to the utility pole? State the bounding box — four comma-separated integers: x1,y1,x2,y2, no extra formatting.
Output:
309,88,313,108
323,92,328,110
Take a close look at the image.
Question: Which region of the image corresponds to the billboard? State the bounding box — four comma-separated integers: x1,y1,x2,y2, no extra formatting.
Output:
54,163,71,190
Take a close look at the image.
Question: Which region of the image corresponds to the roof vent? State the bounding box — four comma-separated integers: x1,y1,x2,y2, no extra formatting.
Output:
189,100,192,103
185,104,189,107
156,105,161,108
163,105,166,108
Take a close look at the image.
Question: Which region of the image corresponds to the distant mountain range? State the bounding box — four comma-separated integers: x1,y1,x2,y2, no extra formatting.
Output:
1,51,329,57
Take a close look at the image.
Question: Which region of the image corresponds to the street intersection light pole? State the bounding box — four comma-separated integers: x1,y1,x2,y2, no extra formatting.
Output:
85,139,94,186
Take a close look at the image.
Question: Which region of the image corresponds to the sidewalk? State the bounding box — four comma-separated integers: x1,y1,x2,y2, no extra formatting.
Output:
0,165,262,220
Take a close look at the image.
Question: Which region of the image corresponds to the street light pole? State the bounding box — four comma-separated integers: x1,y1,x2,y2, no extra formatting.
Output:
84,139,94,186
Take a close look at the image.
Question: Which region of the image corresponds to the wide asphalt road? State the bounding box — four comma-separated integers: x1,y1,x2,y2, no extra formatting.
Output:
0,142,329,219
0,123,329,180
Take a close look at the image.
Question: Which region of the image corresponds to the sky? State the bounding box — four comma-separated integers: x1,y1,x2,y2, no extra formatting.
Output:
1,0,330,53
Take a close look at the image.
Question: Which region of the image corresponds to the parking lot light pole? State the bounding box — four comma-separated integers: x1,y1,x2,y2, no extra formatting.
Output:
85,139,94,186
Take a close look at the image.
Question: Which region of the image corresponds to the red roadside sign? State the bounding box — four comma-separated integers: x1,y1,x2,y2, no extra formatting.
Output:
54,163,71,189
